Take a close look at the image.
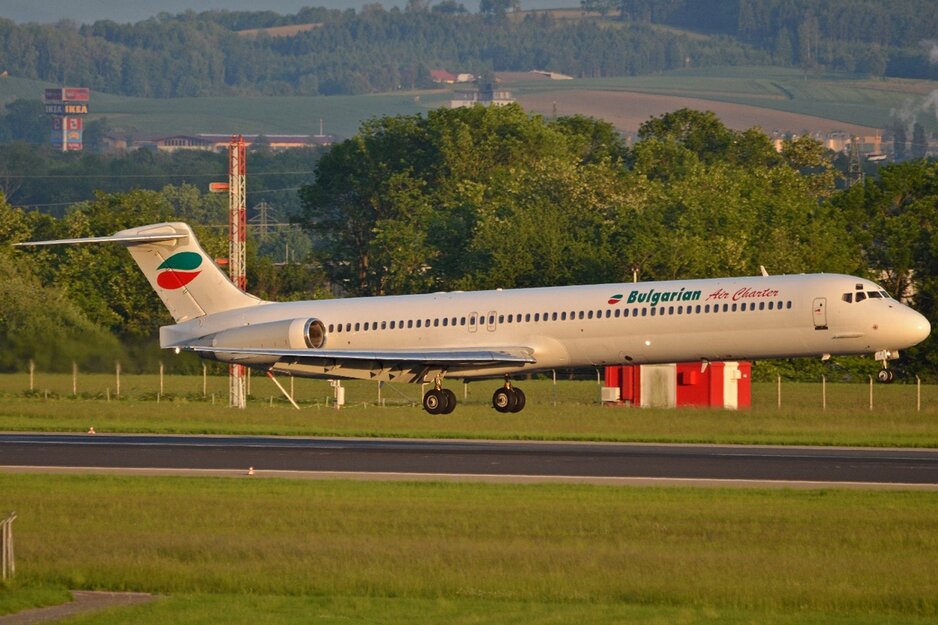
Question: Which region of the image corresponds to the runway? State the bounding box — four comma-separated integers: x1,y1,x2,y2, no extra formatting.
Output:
2,433,937,489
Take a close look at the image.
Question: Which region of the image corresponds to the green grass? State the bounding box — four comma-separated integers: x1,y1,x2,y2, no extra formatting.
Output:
1,373,936,447
1,474,936,624
4,66,934,139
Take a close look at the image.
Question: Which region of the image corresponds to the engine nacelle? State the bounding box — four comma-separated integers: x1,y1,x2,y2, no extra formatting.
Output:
210,318,326,350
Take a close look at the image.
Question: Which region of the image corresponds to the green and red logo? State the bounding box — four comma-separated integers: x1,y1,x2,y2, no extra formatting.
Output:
157,252,202,290
607,293,623,305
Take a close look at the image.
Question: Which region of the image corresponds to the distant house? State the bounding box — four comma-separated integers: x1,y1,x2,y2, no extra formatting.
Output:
431,70,458,84
139,133,336,152
431,70,475,84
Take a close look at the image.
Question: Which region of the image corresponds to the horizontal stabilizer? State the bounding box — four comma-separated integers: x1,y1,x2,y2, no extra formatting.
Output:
14,232,187,247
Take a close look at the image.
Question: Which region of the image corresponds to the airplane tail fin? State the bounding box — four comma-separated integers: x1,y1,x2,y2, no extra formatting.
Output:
17,222,263,322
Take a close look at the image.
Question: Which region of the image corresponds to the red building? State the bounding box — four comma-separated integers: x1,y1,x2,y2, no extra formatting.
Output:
603,362,752,410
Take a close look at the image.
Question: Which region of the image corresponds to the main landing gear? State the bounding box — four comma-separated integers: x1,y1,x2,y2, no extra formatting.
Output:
492,377,525,413
420,376,527,414
423,379,457,415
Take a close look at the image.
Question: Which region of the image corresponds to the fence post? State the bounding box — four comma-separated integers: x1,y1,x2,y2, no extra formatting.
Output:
203,364,208,398
868,375,873,411
821,375,826,410
115,361,121,400
916,376,921,412
159,362,164,399
28,360,34,392
777,374,781,409
1,512,15,581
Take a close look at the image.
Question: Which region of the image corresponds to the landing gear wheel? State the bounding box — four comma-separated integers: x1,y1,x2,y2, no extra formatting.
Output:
876,369,895,383
440,388,457,414
510,388,526,412
492,387,526,413
492,387,516,413
423,388,450,414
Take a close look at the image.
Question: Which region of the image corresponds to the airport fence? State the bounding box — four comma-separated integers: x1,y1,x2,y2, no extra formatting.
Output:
1,511,15,581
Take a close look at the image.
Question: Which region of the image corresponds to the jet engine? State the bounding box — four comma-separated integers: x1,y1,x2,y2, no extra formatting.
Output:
210,318,326,350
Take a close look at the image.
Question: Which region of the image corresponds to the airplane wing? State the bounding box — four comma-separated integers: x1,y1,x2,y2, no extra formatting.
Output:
186,345,537,382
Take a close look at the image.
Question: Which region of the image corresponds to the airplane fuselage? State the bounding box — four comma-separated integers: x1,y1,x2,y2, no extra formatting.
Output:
163,272,930,382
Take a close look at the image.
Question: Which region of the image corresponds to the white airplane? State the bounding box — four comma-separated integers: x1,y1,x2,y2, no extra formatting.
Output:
18,222,931,413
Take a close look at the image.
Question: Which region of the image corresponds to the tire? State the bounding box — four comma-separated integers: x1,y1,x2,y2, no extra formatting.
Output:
509,387,526,413
492,387,516,413
441,389,457,414
877,369,894,384
423,389,448,414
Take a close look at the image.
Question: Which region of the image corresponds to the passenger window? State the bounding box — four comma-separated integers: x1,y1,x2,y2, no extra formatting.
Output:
759,302,765,310
587,310,593,319
553,312,558,321
614,309,621,318
623,309,630,318
460,317,466,326
345,323,351,332
641,308,647,317
498,315,504,324
786,301,792,309
416,320,422,328
442,318,448,327
525,314,531,322
381,321,387,330
433,319,439,327
355,322,360,331
408,320,414,329
768,301,774,310
390,321,396,329
328,324,334,332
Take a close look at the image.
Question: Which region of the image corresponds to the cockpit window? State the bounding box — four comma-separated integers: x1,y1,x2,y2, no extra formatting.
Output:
880,290,890,298
855,292,867,302
867,291,883,299
842,293,853,303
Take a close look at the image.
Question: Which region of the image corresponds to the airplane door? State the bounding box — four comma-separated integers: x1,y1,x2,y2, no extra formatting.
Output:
486,311,497,332
812,297,828,330
468,312,478,333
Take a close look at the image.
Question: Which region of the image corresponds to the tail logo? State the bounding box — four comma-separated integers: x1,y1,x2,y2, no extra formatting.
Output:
157,252,203,290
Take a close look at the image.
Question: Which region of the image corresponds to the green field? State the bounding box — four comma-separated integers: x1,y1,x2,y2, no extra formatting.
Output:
510,66,938,132
1,474,936,624
1,373,936,447
3,65,934,138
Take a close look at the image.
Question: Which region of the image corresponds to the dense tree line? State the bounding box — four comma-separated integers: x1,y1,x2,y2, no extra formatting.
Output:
1,5,762,97
2,105,936,379
583,0,938,79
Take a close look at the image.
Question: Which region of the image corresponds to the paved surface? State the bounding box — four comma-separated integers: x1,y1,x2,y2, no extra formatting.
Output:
2,434,937,488
0,591,157,625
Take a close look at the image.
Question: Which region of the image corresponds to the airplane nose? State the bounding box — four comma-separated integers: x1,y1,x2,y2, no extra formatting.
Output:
905,308,931,347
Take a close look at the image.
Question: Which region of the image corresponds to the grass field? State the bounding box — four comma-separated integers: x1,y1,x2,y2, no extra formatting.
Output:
1,474,936,624
1,373,936,447
3,65,934,139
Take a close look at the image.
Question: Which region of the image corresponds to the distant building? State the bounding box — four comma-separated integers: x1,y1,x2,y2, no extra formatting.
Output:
138,133,336,152
450,80,515,108
431,70,475,84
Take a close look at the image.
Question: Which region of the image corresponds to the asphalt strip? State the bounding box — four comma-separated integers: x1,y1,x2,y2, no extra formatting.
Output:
0,591,158,625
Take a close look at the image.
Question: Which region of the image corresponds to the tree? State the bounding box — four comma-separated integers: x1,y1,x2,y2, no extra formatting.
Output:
0,99,46,145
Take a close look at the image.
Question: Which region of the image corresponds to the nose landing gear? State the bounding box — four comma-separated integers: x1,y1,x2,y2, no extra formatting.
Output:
874,350,896,383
